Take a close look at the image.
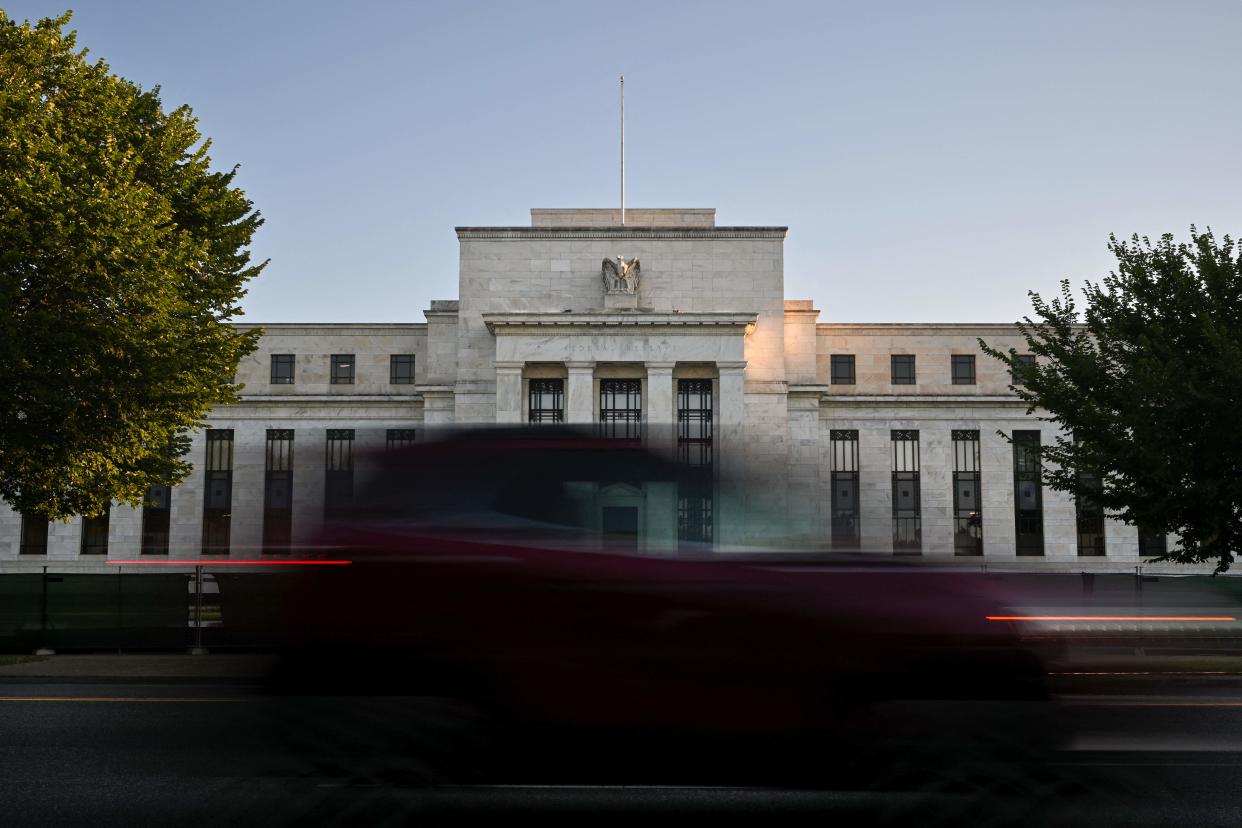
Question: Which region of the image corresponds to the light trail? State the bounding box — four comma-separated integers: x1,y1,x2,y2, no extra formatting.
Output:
986,615,1237,622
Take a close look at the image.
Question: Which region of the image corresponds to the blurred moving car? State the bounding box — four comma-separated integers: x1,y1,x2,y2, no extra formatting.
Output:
266,426,1065,788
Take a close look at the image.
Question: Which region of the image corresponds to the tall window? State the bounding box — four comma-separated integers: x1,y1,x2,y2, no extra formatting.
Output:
529,379,564,423
677,379,714,546
325,429,355,518
140,484,171,555
1012,354,1036,386
891,355,916,385
19,512,48,555
1076,471,1106,556
386,428,417,451
830,355,856,385
677,380,713,467
599,379,642,440
1012,431,1043,555
202,429,234,555
830,430,860,549
330,354,355,385
952,430,983,555
951,355,976,385
270,354,295,384
263,429,294,554
390,354,416,385
892,430,921,552
1139,529,1168,558
80,505,110,555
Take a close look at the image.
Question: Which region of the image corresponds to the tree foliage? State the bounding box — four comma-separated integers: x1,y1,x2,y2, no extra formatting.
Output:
980,229,1242,572
0,11,264,520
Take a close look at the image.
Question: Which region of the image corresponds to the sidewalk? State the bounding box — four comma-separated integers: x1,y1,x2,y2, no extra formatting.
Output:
0,653,277,680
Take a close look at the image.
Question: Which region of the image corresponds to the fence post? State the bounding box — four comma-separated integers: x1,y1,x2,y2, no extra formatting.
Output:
34,566,54,656
189,565,208,655
116,567,123,654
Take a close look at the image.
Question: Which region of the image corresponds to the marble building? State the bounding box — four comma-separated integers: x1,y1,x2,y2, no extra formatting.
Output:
0,207,1177,573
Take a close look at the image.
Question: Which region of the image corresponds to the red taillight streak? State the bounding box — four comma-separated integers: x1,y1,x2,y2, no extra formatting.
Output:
106,559,351,566
985,615,1235,622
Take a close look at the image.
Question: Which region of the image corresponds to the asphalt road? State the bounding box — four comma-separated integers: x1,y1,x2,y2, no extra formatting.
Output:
4,678,1242,826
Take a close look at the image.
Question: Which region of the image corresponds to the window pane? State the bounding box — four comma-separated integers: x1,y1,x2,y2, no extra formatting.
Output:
830,430,860,549
271,354,295,384
951,355,976,385
529,379,565,423
677,379,713,466
203,430,234,555
830,355,856,385
600,379,642,440
80,506,110,555
891,431,921,552
952,430,982,555
386,428,417,451
141,485,171,556
390,355,416,384
325,429,355,517
330,354,355,385
891,355,916,385
20,513,48,555
1012,354,1036,386
1013,431,1043,555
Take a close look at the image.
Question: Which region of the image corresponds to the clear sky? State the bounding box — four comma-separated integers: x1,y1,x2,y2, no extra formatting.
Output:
7,1,1241,323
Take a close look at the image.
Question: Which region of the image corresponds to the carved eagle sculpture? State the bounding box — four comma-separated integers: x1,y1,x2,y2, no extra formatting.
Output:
602,255,640,294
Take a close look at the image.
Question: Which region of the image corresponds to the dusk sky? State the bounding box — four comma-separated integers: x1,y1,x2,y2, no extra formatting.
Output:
7,0,1240,323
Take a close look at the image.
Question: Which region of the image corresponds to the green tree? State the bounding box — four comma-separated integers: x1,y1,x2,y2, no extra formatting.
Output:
980,229,1242,572
0,11,264,521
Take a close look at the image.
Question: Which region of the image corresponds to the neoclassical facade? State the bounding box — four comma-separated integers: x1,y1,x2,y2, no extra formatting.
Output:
0,208,1178,572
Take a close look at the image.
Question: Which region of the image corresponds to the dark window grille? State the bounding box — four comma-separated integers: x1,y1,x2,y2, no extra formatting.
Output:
386,428,417,451
1138,529,1168,558
19,512,48,555
830,430,860,549
892,430,921,552
270,354,295,384
951,355,976,385
80,505,110,555
202,430,234,555
677,379,713,467
1012,354,1036,386
1076,471,1106,556
325,429,355,518
677,475,714,548
830,355,856,385
599,379,642,440
390,354,416,385
263,429,294,554
529,379,565,423
330,354,355,385
677,379,714,547
891,355,916,385
140,485,171,555
1012,430,1043,555
952,430,983,555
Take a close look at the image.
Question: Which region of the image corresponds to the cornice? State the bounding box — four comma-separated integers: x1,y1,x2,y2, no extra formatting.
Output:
234,323,427,336
821,394,1029,406
483,312,758,335
457,226,788,240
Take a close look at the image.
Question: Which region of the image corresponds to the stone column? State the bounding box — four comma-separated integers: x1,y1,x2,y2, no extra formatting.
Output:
566,362,594,425
716,362,746,467
859,424,893,553
645,361,675,450
715,362,747,546
920,427,953,556
494,362,524,423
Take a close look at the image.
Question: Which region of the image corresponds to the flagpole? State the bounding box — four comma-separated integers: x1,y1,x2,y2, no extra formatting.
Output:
620,75,625,226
